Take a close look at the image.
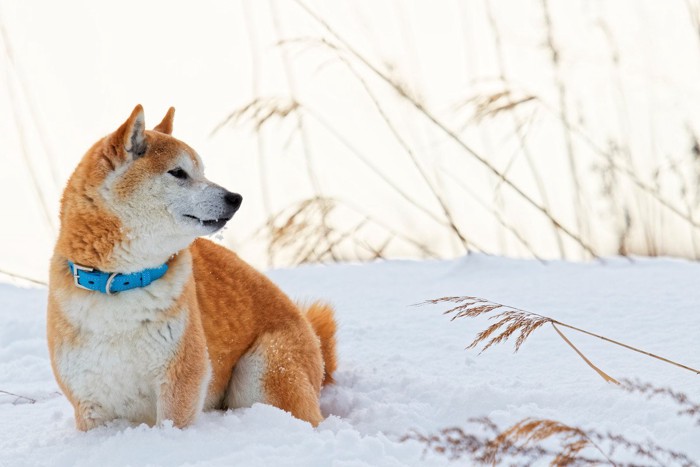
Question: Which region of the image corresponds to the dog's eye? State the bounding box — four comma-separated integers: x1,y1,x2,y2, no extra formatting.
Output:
168,168,188,180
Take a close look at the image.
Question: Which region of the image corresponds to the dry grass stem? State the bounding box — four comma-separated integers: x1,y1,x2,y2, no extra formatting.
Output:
438,165,546,262
483,0,567,258
0,268,47,286
265,197,336,265
1,19,56,235
269,0,323,196
304,106,458,233
484,419,606,465
540,0,588,242
0,390,36,405
620,379,700,424
240,0,273,265
334,54,474,253
423,296,700,380
209,3,700,265
247,196,438,266
422,296,551,353
292,0,600,259
0,10,62,196
404,416,697,466
536,97,700,233
455,89,536,123
212,97,300,134
551,322,619,384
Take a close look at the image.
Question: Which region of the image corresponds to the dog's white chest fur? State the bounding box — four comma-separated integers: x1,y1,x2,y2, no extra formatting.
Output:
57,315,186,424
53,261,192,425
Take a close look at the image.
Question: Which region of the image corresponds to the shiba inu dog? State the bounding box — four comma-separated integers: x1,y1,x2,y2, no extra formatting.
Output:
47,105,337,430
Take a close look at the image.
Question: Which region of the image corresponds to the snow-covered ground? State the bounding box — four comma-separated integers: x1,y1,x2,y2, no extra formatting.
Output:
1,255,699,466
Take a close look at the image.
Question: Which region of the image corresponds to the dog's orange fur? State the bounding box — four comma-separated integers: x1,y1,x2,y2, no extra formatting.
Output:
190,238,335,424
47,105,337,429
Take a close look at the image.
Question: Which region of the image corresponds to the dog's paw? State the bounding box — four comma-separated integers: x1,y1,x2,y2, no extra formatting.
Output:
75,401,109,431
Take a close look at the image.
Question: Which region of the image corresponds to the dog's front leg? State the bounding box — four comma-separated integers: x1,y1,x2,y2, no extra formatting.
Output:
155,322,211,428
156,381,199,428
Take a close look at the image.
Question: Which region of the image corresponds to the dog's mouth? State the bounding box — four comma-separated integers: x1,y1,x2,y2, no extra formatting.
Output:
183,214,232,230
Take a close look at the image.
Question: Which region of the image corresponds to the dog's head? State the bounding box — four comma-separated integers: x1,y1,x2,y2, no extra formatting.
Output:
57,105,242,271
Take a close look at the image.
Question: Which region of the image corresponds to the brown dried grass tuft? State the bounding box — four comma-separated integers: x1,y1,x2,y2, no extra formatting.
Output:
253,196,437,266
422,296,551,353
212,96,300,134
265,196,337,265
403,416,698,466
402,417,551,464
454,89,537,123
620,379,700,425
423,295,700,382
484,419,598,466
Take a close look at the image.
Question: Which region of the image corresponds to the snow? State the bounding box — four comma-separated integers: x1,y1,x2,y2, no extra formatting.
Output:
1,255,700,466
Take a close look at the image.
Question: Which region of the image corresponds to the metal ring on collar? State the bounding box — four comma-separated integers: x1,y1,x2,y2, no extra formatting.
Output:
105,272,118,295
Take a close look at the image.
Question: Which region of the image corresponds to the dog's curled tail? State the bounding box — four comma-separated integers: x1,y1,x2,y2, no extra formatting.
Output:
302,301,338,386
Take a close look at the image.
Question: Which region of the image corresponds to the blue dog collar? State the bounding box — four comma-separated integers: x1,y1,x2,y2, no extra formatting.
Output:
68,261,169,295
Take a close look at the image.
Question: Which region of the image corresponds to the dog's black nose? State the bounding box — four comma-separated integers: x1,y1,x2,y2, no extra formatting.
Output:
224,192,242,211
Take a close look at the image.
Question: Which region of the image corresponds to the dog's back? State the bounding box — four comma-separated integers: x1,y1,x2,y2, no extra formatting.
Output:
191,238,337,422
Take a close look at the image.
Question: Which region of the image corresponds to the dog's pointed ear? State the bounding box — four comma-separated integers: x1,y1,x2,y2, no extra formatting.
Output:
153,107,175,135
109,105,147,162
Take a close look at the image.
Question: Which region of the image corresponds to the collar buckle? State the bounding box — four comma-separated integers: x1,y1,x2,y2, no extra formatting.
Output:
72,263,94,291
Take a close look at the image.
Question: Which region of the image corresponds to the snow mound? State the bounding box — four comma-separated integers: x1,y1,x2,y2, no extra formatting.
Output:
1,255,699,466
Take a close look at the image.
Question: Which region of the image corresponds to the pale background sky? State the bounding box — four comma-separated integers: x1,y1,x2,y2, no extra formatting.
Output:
2,0,699,282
